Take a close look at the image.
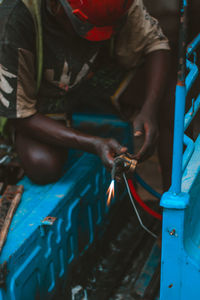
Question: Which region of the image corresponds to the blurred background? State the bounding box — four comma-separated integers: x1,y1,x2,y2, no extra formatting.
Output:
144,0,200,46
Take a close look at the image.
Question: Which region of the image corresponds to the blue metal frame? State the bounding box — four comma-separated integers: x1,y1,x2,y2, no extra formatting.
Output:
160,16,200,298
0,114,132,300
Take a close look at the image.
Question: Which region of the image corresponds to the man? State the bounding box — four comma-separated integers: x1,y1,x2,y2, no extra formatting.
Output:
0,0,170,186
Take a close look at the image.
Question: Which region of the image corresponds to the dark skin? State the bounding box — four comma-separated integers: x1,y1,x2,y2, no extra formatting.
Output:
132,50,170,162
12,114,127,184
119,49,171,190
11,1,170,186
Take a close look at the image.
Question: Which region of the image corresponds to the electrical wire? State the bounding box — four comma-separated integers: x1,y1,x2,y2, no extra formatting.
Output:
123,173,158,239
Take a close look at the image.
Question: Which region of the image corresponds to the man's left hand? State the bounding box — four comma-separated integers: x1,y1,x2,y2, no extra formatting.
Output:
133,111,159,162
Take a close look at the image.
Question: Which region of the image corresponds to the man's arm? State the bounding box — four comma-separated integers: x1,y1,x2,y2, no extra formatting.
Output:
115,0,171,161
133,49,170,161
11,113,127,169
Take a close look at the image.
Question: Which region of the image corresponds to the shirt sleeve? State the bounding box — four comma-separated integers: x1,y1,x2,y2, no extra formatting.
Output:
0,1,37,119
115,0,170,69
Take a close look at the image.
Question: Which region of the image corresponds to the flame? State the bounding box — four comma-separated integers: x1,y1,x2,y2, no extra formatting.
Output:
106,180,115,206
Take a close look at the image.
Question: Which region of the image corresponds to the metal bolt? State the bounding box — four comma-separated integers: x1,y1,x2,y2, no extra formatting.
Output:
169,229,177,236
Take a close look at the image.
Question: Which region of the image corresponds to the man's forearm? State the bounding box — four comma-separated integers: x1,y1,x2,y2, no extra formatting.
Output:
11,113,100,154
141,49,170,115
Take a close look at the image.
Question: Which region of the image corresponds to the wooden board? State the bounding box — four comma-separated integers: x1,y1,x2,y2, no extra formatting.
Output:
0,185,23,254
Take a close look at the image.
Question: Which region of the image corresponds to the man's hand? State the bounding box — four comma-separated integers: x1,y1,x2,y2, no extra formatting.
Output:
131,50,170,162
11,113,127,171
95,138,127,170
133,111,159,162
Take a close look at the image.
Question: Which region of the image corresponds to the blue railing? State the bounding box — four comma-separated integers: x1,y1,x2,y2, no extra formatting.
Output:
160,32,200,300
171,34,200,194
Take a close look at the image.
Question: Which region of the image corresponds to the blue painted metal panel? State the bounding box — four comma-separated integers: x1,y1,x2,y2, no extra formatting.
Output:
160,138,200,299
0,114,132,300
160,30,200,299
183,137,200,264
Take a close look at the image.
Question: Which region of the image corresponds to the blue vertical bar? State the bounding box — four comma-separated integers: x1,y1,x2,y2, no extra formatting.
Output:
171,84,186,194
170,0,187,194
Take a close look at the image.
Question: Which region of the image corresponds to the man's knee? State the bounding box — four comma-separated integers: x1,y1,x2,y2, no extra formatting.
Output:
25,152,63,185
15,133,66,185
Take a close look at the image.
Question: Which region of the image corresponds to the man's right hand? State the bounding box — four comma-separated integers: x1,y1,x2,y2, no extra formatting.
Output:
95,138,127,170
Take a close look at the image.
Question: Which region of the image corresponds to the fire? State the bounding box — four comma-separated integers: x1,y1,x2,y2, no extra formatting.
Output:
106,180,115,206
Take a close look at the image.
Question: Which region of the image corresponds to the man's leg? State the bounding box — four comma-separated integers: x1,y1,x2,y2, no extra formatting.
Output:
15,132,67,185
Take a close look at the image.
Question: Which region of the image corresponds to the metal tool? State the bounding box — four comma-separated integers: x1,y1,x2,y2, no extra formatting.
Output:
107,153,137,206
0,144,13,165
111,153,138,180
108,153,158,238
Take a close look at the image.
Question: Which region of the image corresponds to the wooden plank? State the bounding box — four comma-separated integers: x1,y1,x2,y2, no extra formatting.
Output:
0,185,23,254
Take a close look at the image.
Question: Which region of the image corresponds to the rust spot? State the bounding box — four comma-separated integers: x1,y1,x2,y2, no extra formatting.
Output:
56,194,64,198
168,284,173,288
177,80,185,86
42,216,57,226
44,216,56,222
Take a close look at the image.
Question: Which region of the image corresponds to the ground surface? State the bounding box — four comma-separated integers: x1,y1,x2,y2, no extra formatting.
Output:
64,196,161,300
61,147,162,300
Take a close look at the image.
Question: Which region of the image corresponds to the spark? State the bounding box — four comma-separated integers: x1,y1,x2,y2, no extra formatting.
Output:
106,180,115,206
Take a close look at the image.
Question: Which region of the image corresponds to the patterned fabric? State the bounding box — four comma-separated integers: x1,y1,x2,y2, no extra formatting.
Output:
0,0,170,119
115,0,170,68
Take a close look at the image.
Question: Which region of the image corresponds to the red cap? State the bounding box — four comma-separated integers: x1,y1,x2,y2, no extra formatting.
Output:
85,25,114,42
60,0,133,41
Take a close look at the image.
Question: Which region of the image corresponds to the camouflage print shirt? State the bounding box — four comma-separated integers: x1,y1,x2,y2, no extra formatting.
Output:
0,0,170,119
